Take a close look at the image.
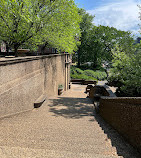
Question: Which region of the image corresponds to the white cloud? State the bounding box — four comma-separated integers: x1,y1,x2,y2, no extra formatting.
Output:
87,0,141,36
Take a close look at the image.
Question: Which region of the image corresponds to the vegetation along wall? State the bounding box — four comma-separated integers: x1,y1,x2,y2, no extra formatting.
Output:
0,54,70,118
99,97,141,153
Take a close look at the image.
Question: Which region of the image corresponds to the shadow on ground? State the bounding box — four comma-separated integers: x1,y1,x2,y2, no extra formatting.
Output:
48,95,140,158
48,97,94,119
93,111,141,158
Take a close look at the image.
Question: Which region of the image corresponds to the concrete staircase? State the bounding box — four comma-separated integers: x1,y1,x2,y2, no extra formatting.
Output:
0,84,140,158
0,146,119,158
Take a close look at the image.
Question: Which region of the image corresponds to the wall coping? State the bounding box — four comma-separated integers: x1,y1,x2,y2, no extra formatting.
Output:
0,54,69,66
101,97,141,99
100,97,141,106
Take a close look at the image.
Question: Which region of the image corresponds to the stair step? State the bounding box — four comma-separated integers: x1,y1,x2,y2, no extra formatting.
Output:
0,146,120,158
34,94,47,108
0,138,117,157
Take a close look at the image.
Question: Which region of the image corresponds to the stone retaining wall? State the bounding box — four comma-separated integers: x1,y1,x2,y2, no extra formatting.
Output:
0,54,70,118
99,97,141,153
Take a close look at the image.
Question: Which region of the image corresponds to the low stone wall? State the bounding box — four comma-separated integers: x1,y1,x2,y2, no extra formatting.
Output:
0,54,70,118
99,97,141,153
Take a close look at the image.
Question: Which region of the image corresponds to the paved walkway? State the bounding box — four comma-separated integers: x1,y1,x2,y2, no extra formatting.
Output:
0,84,140,158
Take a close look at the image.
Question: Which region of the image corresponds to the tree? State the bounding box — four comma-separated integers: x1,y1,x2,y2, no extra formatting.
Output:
108,45,141,96
76,8,134,68
107,5,141,96
77,16,134,68
77,8,94,67
0,0,81,56
86,26,134,68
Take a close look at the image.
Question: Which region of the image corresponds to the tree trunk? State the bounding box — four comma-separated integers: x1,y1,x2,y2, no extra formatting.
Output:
104,68,109,79
77,50,81,68
14,44,19,57
93,62,97,69
41,42,48,54
93,51,98,69
93,56,98,68
6,44,9,56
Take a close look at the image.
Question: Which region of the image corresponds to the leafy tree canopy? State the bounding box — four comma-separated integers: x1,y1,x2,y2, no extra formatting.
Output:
107,5,141,97
76,9,135,68
0,0,81,55
77,8,94,66
108,45,141,97
86,26,135,67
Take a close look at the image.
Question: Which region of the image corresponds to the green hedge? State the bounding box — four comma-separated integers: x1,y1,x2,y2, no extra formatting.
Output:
83,70,107,80
75,68,84,74
71,74,97,80
70,67,107,81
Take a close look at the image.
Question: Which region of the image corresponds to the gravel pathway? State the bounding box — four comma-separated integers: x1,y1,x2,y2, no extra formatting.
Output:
0,84,140,158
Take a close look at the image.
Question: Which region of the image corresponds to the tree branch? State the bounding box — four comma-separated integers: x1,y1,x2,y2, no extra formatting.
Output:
0,16,11,30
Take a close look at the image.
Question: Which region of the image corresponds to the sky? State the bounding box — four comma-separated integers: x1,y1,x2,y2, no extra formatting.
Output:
75,0,141,37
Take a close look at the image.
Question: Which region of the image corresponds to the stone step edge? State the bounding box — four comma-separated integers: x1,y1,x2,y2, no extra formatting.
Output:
34,94,47,108
0,145,120,158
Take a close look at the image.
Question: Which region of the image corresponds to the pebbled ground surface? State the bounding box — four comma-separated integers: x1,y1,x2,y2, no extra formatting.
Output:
0,84,140,158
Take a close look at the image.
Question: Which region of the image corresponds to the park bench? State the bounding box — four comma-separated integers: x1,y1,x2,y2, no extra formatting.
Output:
71,79,85,84
83,80,97,85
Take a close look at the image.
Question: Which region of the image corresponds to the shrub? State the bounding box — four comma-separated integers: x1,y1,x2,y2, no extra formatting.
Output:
58,84,63,89
75,68,84,74
108,45,141,97
83,70,107,80
71,74,97,81
70,66,77,75
70,66,106,81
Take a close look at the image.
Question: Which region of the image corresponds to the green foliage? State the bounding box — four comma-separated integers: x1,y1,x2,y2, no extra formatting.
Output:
71,67,84,75
77,8,94,67
58,84,63,89
0,0,81,55
75,68,84,74
90,26,134,67
83,70,107,80
71,74,97,81
70,66,107,81
76,10,135,68
108,45,141,97
70,66,77,75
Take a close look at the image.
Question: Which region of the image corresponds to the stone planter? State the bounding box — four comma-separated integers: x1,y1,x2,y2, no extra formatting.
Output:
17,49,30,56
58,84,63,95
58,88,63,95
69,83,71,89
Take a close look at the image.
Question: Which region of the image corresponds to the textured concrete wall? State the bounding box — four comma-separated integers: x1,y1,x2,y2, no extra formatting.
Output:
0,54,70,118
99,97,141,153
